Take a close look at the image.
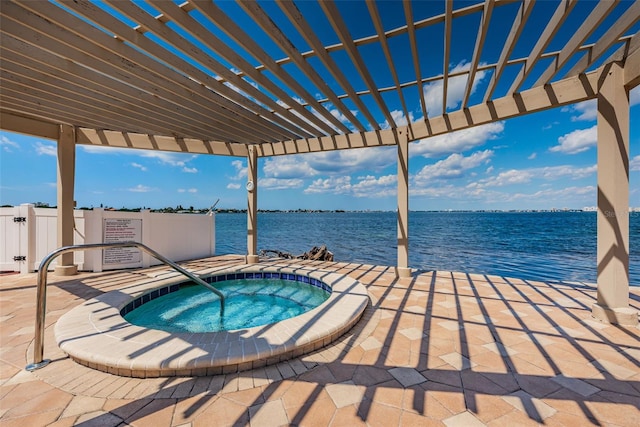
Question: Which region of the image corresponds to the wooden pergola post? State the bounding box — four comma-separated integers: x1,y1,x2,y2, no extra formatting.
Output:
592,62,637,326
396,130,411,278
54,124,77,276
246,145,259,264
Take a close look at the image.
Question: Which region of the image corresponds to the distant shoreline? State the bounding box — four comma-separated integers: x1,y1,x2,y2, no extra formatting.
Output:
5,204,639,214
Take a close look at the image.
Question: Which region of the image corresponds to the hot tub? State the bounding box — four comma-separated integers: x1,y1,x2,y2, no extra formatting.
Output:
55,265,369,377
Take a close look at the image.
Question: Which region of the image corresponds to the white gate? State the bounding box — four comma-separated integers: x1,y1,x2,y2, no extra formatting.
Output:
0,204,34,273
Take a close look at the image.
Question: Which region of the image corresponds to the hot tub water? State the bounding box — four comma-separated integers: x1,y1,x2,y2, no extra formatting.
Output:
124,278,330,333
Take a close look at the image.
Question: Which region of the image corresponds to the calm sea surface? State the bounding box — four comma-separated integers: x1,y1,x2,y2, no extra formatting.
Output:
216,211,639,285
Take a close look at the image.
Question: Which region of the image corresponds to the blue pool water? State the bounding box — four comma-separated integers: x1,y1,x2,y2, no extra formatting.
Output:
124,279,329,333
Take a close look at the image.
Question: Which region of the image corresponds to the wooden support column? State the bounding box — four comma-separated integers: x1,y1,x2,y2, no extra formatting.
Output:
246,145,259,264
54,125,78,276
396,130,411,278
592,62,637,326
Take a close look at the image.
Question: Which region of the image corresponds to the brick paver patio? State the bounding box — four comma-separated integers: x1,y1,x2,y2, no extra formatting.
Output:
1,255,639,426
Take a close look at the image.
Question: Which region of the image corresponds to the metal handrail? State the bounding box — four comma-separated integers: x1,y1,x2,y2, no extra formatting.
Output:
26,241,225,371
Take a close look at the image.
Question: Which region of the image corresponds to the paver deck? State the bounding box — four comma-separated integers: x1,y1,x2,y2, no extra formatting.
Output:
1,255,639,426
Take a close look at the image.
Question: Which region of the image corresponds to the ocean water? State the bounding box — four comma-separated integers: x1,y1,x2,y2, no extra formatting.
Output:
216,211,639,285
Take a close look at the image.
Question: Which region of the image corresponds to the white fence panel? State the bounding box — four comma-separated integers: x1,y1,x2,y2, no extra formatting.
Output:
33,208,58,271
31,208,88,271
146,212,215,263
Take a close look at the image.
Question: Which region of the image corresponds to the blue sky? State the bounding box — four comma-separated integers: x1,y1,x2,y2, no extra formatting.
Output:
1,1,639,211
2,89,639,211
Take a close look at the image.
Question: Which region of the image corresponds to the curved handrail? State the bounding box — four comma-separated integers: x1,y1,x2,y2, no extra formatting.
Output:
26,241,225,371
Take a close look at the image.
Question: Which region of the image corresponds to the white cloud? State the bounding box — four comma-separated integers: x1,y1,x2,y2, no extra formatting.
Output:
259,177,304,190
79,145,132,155
230,160,247,180
414,150,493,184
263,146,396,179
80,145,199,171
475,169,535,187
631,155,640,172
330,105,358,128
177,188,197,193
509,185,595,202
537,164,597,180
422,61,489,117
411,183,483,199
140,151,197,168
227,183,241,190
128,184,153,193
411,181,597,207
311,147,396,173
549,125,597,154
476,164,596,188
1,135,19,152
351,175,397,197
304,176,352,195
528,153,537,160
381,110,414,129
131,162,147,171
265,122,504,179
330,108,349,124
412,122,504,157
562,100,597,122
35,142,56,156
263,156,317,179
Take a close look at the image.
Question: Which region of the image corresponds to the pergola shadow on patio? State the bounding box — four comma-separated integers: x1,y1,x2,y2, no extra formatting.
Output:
1,257,639,426
1,0,639,326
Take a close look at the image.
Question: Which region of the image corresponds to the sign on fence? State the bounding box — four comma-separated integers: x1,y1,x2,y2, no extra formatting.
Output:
102,218,142,265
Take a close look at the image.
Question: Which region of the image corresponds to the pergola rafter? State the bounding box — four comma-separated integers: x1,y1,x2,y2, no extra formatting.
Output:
319,0,395,129
182,0,350,135
1,0,635,153
482,0,535,103
506,0,578,96
368,1,413,129
462,0,494,109
236,1,365,133
401,0,429,126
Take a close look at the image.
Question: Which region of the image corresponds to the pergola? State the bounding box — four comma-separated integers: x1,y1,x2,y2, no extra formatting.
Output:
1,0,638,325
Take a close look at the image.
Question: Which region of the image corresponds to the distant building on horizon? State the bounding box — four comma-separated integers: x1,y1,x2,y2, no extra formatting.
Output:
582,206,640,212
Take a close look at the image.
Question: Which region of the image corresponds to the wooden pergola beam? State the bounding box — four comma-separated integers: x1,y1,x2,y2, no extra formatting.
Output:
258,68,601,157
0,111,59,140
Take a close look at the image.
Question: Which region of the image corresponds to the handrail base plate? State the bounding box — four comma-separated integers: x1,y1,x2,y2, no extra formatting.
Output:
25,359,50,371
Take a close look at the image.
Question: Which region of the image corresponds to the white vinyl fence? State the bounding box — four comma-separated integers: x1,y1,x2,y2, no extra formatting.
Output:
0,204,215,273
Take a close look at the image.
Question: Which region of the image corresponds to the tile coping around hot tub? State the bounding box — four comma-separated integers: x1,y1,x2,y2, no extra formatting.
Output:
54,264,370,378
